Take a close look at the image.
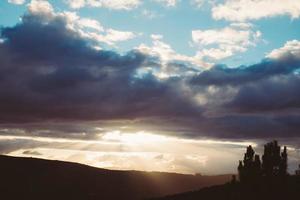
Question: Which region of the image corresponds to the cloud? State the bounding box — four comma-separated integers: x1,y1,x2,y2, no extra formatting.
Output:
66,0,181,10
2,133,255,174
190,45,300,112
99,29,137,45
66,0,85,9
28,0,54,16
27,0,137,47
191,0,204,8
190,56,300,87
7,0,26,5
0,5,201,125
0,137,44,154
66,0,141,10
212,0,300,21
185,41,300,138
229,22,253,29
192,26,261,60
77,18,104,32
136,34,212,73
153,0,178,7
227,75,300,113
23,150,42,155
0,1,300,142
141,9,161,19
267,40,300,59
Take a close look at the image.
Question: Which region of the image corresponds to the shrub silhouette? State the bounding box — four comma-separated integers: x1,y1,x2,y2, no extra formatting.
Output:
296,164,300,175
238,140,287,183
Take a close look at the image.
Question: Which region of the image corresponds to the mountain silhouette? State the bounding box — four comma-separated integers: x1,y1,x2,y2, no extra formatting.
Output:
0,155,231,200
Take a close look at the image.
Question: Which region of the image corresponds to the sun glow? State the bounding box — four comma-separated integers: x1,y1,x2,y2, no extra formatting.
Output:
0,132,259,174
101,131,167,144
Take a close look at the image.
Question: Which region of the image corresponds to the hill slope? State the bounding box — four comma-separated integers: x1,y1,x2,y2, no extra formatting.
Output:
153,176,300,200
0,155,231,200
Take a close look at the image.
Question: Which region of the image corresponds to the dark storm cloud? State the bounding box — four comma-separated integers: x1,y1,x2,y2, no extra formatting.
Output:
0,12,201,123
190,55,300,86
181,114,300,139
189,52,300,113
0,122,103,140
227,74,300,112
181,52,300,139
0,8,300,141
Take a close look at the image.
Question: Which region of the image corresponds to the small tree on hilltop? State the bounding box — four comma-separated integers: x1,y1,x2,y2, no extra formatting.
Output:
262,141,287,177
238,145,261,183
238,140,288,183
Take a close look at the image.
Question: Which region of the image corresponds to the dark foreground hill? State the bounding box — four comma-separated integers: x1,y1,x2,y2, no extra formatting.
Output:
0,155,230,200
153,176,300,200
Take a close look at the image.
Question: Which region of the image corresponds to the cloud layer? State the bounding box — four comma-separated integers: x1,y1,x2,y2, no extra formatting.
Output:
0,4,199,124
0,1,300,142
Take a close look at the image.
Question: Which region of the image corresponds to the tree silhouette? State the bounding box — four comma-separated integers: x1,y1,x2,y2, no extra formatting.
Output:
238,145,261,183
262,141,287,177
238,140,288,183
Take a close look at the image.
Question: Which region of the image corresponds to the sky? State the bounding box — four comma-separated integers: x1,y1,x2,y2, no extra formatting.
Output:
0,0,300,175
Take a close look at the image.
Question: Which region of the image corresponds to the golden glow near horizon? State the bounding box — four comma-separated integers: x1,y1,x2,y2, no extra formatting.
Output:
101,131,168,144
0,131,259,174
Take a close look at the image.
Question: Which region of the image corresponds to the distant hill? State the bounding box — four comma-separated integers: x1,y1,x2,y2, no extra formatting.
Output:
0,155,231,200
153,176,300,200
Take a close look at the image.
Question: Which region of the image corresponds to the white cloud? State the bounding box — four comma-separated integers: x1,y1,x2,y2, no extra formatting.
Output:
137,35,178,62
267,40,300,59
191,0,204,8
230,22,253,29
61,11,105,32
8,0,26,5
137,34,210,67
196,47,239,61
192,26,261,60
77,18,104,32
66,0,141,10
150,34,163,40
141,9,160,19
74,24,137,46
66,0,85,9
135,34,211,78
153,0,178,7
27,0,137,46
212,0,300,22
67,0,181,9
28,0,54,17
192,27,252,46
96,29,137,45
